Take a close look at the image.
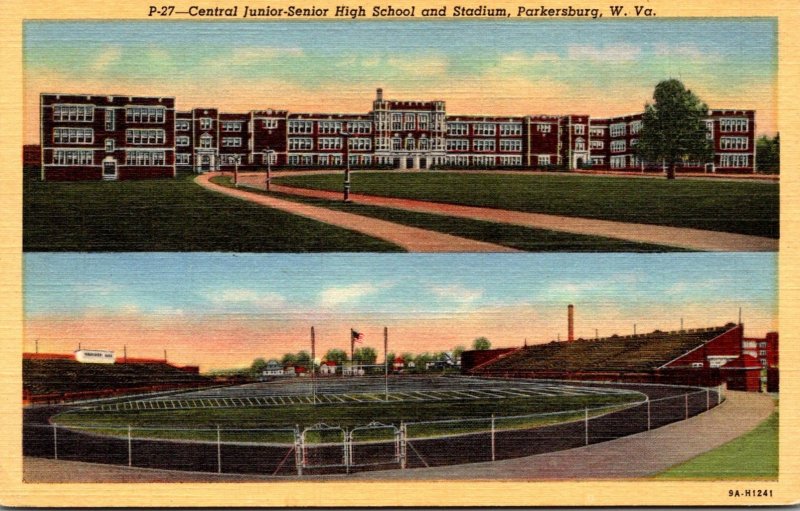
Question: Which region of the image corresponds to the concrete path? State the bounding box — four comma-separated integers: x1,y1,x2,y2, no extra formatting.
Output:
195,173,517,252
233,173,777,252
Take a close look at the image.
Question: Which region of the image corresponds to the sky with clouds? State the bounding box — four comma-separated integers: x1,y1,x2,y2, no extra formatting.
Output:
23,19,777,143
24,253,777,371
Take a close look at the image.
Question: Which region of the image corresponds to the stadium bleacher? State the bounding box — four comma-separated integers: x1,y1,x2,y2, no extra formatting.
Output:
23,358,210,398
473,326,731,374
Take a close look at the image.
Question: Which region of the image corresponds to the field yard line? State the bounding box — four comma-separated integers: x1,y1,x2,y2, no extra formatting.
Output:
196,173,517,253
264,182,777,252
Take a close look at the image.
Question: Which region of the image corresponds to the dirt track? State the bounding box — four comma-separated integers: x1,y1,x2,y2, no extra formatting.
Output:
195,173,517,252
231,172,777,252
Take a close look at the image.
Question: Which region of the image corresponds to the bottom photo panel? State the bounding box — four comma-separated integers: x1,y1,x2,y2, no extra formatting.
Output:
22,252,778,482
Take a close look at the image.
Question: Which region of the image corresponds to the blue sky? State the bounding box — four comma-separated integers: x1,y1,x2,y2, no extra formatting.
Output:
24,253,777,369
24,19,778,142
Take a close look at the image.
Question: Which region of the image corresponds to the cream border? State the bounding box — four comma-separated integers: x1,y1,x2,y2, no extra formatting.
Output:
1,0,797,506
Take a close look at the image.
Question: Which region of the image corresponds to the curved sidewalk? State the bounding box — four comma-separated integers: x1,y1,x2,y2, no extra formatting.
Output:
195,174,517,252
234,174,777,252
350,390,775,480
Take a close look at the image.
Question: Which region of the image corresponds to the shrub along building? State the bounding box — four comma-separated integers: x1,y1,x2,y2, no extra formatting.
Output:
39,89,757,180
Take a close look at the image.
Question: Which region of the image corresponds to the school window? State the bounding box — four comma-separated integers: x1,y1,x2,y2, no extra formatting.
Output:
720,137,748,150
54,127,93,144
288,120,313,134
473,139,495,152
590,140,604,150
176,153,190,165
53,104,94,122
126,106,165,123
446,123,468,136
199,117,213,129
222,122,242,132
629,120,642,134
392,137,401,150
176,136,191,147
610,123,627,137
720,154,749,167
473,123,496,136
53,149,93,165
720,118,748,132
500,155,522,166
499,139,522,152
538,155,550,166
288,138,313,151
446,139,469,151
418,114,429,130
318,137,343,150
610,155,627,168
125,150,166,166
105,109,115,131
199,134,213,149
347,121,371,134
630,138,638,147
610,140,626,153
405,137,415,150
105,139,115,152
262,119,279,129
318,121,343,134
126,129,165,145
574,137,585,151
574,124,585,135
704,120,714,140
536,123,552,133
590,128,604,137
404,114,416,130
176,120,191,131
288,154,300,165
499,123,522,136
418,138,429,150
391,113,402,130
348,138,372,151
222,137,242,147
591,157,604,165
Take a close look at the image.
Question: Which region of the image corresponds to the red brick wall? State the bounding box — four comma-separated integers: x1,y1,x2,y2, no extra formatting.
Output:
665,325,743,368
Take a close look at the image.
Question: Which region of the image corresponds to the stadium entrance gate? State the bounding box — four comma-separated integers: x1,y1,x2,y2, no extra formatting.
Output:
347,422,402,471
299,422,403,474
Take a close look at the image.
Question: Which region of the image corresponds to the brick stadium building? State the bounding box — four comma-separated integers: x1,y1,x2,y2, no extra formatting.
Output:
39,89,757,180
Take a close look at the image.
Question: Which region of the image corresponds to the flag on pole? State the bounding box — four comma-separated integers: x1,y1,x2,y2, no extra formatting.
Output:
351,329,364,343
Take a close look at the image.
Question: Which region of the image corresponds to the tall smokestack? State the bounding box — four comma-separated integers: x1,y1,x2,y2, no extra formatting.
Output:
568,304,575,342
376,88,383,101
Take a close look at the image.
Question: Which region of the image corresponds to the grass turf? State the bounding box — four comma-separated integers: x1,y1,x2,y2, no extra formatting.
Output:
654,407,778,480
273,172,779,238
23,170,402,252
54,393,640,442
213,177,683,252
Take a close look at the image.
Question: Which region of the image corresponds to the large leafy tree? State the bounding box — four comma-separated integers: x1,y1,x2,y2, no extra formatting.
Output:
353,346,378,365
635,79,712,180
472,337,491,350
756,134,780,174
323,348,348,365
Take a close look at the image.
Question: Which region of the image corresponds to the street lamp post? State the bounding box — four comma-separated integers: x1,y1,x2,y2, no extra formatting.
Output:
264,149,273,192
233,156,240,187
341,130,351,202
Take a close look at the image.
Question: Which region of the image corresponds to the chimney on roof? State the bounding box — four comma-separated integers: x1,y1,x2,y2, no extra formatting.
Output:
568,304,574,342
376,88,383,101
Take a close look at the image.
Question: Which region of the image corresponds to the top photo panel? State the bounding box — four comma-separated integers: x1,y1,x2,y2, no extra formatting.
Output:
23,19,778,252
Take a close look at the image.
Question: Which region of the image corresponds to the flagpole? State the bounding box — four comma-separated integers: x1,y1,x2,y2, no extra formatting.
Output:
311,326,316,404
350,328,354,371
384,326,388,401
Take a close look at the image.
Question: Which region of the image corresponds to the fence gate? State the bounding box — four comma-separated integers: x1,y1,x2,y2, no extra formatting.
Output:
300,423,347,472
347,421,402,471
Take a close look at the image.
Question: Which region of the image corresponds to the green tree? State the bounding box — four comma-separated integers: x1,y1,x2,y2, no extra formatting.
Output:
280,353,296,366
472,337,491,350
295,350,311,368
635,79,712,180
452,345,466,361
323,348,348,366
353,346,378,365
756,134,780,174
385,351,396,366
250,357,268,376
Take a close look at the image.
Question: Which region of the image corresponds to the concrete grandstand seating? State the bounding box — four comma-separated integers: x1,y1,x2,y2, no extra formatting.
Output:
23,358,209,396
475,326,730,374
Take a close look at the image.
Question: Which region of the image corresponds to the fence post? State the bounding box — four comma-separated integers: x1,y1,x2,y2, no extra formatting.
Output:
718,384,723,405
294,425,303,477
52,423,58,460
491,414,496,461
584,407,590,445
400,421,407,470
127,425,132,467
706,388,710,411
647,400,651,431
345,430,351,475
216,424,222,474
685,393,689,419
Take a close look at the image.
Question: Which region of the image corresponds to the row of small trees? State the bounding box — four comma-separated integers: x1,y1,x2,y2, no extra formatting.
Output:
248,337,492,377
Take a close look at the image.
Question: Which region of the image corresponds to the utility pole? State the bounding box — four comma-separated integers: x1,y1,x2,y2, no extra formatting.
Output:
311,326,316,404
384,327,389,401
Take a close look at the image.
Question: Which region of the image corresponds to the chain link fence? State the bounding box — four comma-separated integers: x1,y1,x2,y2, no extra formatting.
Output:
24,383,724,476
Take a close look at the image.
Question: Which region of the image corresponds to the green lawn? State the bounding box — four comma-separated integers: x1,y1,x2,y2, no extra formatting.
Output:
54,392,638,443
274,172,779,238
654,409,778,480
215,177,683,252
23,170,402,252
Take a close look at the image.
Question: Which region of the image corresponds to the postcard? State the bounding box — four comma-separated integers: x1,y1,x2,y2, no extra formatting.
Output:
1,0,798,507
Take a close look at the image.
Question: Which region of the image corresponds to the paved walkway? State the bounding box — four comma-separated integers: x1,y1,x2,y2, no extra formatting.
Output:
195,173,517,252
233,172,777,252
23,391,773,482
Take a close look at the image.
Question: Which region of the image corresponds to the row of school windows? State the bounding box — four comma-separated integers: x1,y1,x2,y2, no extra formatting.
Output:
287,120,373,134
446,139,523,152
51,149,167,166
